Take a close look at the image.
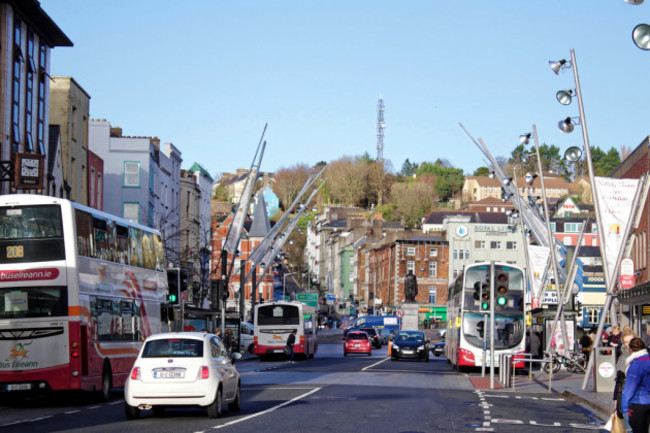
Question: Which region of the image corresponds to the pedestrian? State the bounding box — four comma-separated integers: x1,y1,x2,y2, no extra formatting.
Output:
580,331,593,365
223,329,233,354
643,326,650,347
285,329,297,363
609,326,623,360
614,330,637,429
214,328,222,338
423,318,428,330
529,330,542,360
621,338,650,433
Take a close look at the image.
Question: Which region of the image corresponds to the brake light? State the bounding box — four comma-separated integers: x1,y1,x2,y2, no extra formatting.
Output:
130,367,140,380
198,366,210,379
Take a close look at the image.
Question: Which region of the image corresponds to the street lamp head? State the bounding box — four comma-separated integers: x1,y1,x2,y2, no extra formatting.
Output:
633,24,650,50
556,90,573,105
524,172,538,186
519,133,532,145
519,152,531,164
549,59,569,75
503,177,513,186
624,0,644,4
564,146,583,162
558,117,576,133
488,171,496,179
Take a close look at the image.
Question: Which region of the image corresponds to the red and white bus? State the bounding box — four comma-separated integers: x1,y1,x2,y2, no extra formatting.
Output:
0,195,168,399
446,262,526,369
253,301,318,359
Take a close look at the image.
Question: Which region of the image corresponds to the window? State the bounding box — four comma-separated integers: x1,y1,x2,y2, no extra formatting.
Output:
490,241,501,250
429,248,438,257
475,240,485,249
458,249,464,260
506,241,517,250
123,202,139,223
11,18,23,152
24,31,35,152
123,161,140,187
429,287,436,304
349,272,354,283
465,249,470,260
90,168,96,207
429,262,437,277
453,249,458,260
406,261,415,273
36,42,47,154
565,223,582,233
592,237,598,247
407,247,415,256
486,207,491,212
563,236,572,245
592,223,598,234
550,222,556,232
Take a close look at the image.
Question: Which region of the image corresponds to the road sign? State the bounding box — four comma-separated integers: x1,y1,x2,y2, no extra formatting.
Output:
296,293,318,308
395,308,404,318
620,257,635,289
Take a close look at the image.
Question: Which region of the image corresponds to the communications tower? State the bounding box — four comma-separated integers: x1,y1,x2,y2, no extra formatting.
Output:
376,95,385,161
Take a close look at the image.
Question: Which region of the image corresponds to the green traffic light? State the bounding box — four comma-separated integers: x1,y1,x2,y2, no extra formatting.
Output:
481,302,489,310
497,296,507,306
168,294,178,303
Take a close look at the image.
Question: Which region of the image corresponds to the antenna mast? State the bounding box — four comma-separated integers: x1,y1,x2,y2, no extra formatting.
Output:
376,95,385,161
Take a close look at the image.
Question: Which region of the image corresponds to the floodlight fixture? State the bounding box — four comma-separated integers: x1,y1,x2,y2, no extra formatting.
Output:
503,177,513,186
633,24,650,50
564,146,583,162
623,0,644,4
519,152,532,164
558,117,580,133
488,171,496,179
524,172,538,186
519,133,532,145
549,59,570,75
556,90,574,105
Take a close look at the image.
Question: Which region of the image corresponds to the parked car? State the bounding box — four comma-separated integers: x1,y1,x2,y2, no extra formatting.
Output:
431,340,445,357
360,327,382,348
343,331,372,357
391,330,430,362
378,328,392,345
124,332,242,419
239,322,255,354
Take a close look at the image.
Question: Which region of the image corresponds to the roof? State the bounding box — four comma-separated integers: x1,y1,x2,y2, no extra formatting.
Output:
424,211,508,225
247,193,271,238
396,235,447,243
187,162,214,182
11,0,73,47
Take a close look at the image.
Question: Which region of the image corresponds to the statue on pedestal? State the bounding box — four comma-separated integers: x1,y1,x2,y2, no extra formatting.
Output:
404,270,418,302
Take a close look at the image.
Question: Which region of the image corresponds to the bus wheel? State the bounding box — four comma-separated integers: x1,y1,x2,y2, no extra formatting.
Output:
100,363,113,402
247,344,255,354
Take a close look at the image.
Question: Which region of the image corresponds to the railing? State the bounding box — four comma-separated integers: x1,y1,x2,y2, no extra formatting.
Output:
497,352,556,392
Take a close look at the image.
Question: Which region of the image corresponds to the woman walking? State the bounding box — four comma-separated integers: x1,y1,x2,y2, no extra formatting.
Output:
621,338,650,433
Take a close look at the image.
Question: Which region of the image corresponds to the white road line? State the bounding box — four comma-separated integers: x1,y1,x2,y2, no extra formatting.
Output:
64,410,81,414
199,387,322,432
362,357,390,371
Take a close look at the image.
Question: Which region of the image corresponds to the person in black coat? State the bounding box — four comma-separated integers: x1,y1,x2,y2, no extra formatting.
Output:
286,330,297,363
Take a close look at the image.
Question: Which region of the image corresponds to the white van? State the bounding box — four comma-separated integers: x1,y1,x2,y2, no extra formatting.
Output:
239,322,255,354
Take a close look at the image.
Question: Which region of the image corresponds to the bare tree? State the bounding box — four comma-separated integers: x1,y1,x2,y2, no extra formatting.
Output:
389,178,437,228
272,164,311,210
326,157,366,206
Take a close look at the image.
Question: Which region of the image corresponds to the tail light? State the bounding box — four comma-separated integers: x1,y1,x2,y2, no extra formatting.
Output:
198,366,210,379
299,335,304,346
130,367,140,380
71,341,79,359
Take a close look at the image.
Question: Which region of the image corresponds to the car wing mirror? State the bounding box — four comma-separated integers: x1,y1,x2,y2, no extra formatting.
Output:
230,352,242,363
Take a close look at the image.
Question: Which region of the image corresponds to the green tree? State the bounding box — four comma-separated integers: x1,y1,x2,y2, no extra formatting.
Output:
417,161,464,200
592,146,621,177
473,166,491,176
400,158,418,177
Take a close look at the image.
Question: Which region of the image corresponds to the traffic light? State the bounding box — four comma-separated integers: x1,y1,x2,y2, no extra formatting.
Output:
495,272,509,308
210,279,220,308
166,268,181,305
474,281,490,311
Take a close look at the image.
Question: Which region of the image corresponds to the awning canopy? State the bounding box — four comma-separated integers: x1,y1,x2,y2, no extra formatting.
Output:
617,281,650,305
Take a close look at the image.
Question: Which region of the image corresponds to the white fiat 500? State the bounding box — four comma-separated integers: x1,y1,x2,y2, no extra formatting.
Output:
124,332,241,419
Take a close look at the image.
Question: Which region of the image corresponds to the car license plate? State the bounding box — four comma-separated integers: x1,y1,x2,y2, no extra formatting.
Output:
154,371,184,379
274,349,284,353
7,383,31,391
402,350,413,354
354,344,360,348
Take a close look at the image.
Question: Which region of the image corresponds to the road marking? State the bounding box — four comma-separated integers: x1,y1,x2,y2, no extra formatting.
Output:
362,357,390,371
201,387,322,431
64,410,80,414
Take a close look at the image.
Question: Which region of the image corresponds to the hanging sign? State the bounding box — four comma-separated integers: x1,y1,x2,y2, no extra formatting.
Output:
620,257,635,289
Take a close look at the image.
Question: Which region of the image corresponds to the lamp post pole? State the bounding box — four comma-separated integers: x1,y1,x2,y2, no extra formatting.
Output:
283,272,295,301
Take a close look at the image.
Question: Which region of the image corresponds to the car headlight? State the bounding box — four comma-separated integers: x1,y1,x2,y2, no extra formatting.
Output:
392,345,399,350
418,345,425,351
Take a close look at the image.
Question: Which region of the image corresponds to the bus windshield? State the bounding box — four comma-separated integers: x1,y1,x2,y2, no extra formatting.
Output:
257,304,300,326
462,311,524,350
0,286,67,319
0,205,65,263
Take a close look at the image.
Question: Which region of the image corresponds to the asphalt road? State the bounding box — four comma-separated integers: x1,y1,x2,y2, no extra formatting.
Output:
0,331,607,433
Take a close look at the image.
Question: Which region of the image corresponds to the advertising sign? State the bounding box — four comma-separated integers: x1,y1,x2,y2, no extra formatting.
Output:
620,257,635,289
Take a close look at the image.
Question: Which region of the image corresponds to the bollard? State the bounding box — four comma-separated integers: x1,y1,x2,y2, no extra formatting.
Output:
594,347,616,393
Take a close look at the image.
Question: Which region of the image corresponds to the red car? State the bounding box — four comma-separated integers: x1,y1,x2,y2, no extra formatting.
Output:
344,331,372,357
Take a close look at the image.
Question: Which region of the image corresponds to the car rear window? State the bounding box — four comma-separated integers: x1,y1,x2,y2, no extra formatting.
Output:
142,338,204,358
361,328,377,336
348,333,368,340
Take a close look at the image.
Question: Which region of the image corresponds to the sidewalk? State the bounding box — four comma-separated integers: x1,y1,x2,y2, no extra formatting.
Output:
499,368,613,421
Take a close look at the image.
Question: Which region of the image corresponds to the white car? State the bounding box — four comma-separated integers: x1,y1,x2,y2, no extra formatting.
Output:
239,322,255,354
124,332,242,419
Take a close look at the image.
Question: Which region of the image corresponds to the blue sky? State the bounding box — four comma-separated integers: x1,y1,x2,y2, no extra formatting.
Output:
41,1,649,179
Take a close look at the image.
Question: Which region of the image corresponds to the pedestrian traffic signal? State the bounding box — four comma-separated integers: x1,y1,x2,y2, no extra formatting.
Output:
166,268,181,305
495,272,508,308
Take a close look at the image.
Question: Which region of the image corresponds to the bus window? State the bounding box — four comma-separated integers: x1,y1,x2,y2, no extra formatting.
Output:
153,234,164,271
75,210,92,257
116,225,129,264
0,286,67,318
92,217,108,260
142,233,155,270
129,227,142,268
105,219,117,262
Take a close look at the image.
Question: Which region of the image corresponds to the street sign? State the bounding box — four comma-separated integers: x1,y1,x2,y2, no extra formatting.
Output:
620,257,635,289
296,293,318,308
395,308,404,318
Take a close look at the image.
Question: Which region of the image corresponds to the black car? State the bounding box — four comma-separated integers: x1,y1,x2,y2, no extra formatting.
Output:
390,330,430,362
431,340,445,357
360,328,382,348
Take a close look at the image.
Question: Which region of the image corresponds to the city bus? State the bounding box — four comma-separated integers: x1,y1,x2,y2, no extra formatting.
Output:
0,195,168,399
253,301,318,359
446,262,526,369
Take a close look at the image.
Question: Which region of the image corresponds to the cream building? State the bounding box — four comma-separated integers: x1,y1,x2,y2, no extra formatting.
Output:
462,175,571,204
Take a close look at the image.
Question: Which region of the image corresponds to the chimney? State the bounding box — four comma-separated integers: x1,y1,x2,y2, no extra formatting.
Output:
110,126,123,137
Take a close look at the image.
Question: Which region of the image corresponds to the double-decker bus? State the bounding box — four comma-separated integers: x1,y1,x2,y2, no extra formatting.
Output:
446,262,526,369
253,301,318,359
0,195,168,399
